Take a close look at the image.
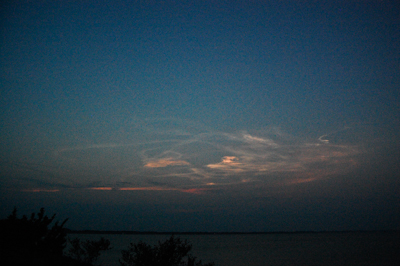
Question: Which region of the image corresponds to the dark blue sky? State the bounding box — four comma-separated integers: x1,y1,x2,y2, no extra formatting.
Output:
1,0,399,232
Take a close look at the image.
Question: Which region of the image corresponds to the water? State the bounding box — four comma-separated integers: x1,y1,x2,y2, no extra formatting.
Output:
67,231,400,266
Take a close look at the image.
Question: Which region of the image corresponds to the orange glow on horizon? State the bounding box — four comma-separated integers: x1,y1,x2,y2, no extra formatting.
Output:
88,187,113,190
287,177,319,185
118,187,211,194
118,187,178,191
180,188,210,195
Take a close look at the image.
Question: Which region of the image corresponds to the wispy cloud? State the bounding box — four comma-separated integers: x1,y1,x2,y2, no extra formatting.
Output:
118,187,177,191
144,158,190,168
207,156,245,173
89,186,212,195
88,187,113,190
12,118,361,193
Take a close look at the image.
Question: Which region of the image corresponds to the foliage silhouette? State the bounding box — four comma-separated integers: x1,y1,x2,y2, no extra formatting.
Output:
119,235,215,266
68,237,112,265
0,207,71,265
1,208,215,266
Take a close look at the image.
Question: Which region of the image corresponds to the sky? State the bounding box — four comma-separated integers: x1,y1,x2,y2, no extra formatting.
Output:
1,0,399,232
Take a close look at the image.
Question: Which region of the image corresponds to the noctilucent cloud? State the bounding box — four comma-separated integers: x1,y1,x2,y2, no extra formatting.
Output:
1,0,399,232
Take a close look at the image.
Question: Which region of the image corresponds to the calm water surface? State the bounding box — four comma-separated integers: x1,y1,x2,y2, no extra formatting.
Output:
67,231,400,266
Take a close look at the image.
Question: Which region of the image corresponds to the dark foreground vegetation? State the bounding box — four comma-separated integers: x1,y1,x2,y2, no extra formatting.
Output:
120,235,214,266
0,208,214,266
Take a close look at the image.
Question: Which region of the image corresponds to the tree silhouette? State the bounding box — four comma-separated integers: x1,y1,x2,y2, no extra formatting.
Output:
0,207,69,265
120,235,215,266
1,208,215,266
68,237,112,265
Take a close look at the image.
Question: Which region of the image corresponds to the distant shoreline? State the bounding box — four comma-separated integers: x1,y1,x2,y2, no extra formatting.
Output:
66,229,399,235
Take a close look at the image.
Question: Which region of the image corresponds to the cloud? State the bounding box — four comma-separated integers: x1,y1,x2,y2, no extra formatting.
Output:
243,134,279,147
207,156,245,173
10,118,361,193
88,187,113,190
144,158,190,168
118,187,177,191
135,129,359,189
85,186,212,195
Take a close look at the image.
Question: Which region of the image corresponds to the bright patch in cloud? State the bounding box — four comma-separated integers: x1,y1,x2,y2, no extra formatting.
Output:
144,158,190,168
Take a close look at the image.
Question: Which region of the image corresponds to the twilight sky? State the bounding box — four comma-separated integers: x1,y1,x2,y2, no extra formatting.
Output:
1,0,399,232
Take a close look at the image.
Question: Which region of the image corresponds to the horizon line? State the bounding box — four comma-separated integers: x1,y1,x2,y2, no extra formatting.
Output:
66,229,399,235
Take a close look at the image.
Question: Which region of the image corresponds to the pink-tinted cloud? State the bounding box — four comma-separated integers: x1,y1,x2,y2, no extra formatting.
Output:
144,158,190,168
118,186,177,191
88,187,113,190
180,188,211,195
46,121,362,193
205,133,359,185
207,156,245,173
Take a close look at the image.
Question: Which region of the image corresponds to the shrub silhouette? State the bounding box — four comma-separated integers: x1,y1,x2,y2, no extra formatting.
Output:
120,235,215,266
1,208,215,266
0,207,69,265
0,208,112,266
68,237,112,265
